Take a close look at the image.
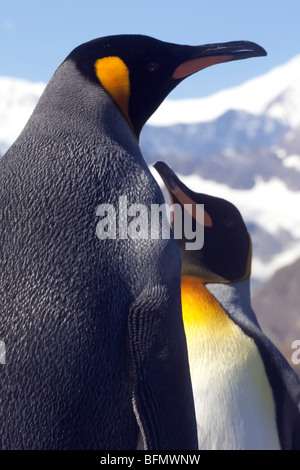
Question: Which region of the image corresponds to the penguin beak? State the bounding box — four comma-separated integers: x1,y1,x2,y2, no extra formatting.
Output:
173,40,267,79
154,161,213,227
153,161,178,194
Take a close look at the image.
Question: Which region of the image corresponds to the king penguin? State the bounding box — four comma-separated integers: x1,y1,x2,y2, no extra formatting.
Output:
0,35,266,450
154,161,300,450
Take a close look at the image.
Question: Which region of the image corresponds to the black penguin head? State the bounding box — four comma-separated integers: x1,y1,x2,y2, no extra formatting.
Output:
154,161,252,283
65,35,266,139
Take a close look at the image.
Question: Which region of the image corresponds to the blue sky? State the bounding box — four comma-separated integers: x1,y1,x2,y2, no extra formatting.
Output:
1,0,300,99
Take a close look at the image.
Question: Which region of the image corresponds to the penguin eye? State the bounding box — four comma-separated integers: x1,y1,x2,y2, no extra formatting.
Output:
145,62,160,72
223,218,236,229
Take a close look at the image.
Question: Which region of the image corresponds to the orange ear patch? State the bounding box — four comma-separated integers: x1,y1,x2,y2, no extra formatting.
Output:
94,57,135,133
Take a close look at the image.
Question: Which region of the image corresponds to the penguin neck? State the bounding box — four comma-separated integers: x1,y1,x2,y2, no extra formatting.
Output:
180,275,262,372
205,276,260,330
29,60,139,153
181,276,233,337
181,275,260,346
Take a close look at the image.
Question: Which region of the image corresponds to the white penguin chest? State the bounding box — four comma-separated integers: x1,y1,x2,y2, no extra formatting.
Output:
188,325,281,450
191,336,280,449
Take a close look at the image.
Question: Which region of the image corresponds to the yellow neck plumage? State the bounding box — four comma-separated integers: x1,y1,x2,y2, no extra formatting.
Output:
181,276,232,336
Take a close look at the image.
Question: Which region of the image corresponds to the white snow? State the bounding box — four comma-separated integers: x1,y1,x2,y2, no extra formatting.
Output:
0,76,45,152
252,242,300,283
283,154,300,171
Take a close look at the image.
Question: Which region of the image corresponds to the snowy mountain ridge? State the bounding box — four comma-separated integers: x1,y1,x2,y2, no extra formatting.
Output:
148,54,300,128
1,54,300,152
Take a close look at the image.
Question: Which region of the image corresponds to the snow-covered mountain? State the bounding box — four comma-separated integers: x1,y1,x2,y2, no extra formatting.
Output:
145,56,300,293
1,55,300,295
148,54,300,128
141,56,300,187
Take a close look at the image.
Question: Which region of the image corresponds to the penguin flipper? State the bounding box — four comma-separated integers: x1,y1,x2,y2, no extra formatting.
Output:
127,285,198,450
244,325,300,450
